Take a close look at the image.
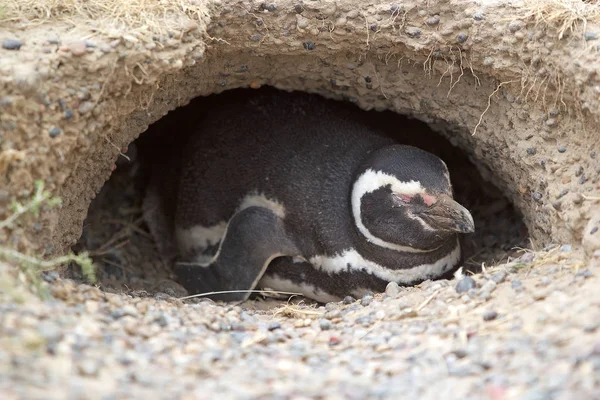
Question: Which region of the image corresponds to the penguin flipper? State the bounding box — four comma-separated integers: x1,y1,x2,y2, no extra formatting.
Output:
175,206,299,302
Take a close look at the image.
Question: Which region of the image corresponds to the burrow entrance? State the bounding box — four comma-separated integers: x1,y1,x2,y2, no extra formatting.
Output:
67,87,528,297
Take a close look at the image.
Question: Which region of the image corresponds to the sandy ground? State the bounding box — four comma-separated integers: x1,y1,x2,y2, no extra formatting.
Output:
1,249,599,399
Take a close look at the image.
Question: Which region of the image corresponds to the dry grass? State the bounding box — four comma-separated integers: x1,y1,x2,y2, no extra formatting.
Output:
0,0,208,33
522,0,600,39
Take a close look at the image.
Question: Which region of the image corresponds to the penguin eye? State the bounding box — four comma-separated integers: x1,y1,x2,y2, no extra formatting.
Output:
392,193,413,205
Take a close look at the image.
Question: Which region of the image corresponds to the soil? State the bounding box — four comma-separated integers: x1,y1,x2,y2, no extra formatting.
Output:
1,0,600,398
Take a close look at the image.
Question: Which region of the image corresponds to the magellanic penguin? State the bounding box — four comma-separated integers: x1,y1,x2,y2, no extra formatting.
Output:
142,88,475,303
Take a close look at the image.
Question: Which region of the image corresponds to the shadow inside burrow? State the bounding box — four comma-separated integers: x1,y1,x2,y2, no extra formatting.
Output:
67,87,529,298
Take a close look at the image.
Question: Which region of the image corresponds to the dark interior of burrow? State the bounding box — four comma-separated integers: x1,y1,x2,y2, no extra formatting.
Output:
68,87,529,297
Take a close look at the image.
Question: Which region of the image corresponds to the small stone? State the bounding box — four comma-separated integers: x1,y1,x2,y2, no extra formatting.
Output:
591,226,598,235
78,101,94,114
2,39,22,50
456,33,468,43
343,296,355,304
526,147,537,155
303,41,316,50
268,321,281,331
329,336,341,346
479,291,492,301
260,3,277,12
579,174,587,185
559,244,572,252
84,40,96,48
557,189,569,199
405,27,421,38
385,282,400,297
508,21,522,33
64,109,73,119
483,57,494,66
532,192,543,202
585,32,598,41
361,295,373,307
69,41,88,56
294,4,304,13
369,24,378,32
154,314,169,327
426,16,440,26
319,319,332,330
49,127,62,138
552,201,562,210
483,310,498,321
473,11,485,21
480,280,497,294
491,271,507,284
78,360,99,377
390,4,401,13
456,276,476,293
575,269,593,279
591,151,596,159
558,145,567,153
545,118,557,127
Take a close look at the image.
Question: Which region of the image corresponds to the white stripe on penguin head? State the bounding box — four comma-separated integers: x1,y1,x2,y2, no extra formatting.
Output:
351,169,437,253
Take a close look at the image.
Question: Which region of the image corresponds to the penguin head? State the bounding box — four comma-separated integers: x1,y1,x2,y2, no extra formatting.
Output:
351,145,475,252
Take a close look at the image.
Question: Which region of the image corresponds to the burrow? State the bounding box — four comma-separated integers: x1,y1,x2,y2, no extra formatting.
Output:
69,87,530,294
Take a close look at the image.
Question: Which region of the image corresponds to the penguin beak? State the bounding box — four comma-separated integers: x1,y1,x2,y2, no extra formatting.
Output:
422,194,475,233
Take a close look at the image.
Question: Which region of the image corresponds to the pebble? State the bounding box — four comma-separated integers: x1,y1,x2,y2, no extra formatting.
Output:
559,244,572,252
343,296,355,304
385,282,400,297
526,147,537,155
68,41,88,56
78,101,94,114
456,276,476,293
483,310,498,321
49,127,62,138
480,280,497,294
532,192,543,202
425,16,440,26
491,271,507,284
2,39,22,50
319,319,332,330
508,21,522,33
303,41,316,50
575,270,593,279
456,33,468,43
361,296,373,307
78,360,99,377
585,32,598,41
558,146,567,153
473,11,485,21
405,27,421,38
268,321,281,331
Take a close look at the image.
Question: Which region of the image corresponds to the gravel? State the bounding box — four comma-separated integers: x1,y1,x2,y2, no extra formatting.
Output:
2,248,598,399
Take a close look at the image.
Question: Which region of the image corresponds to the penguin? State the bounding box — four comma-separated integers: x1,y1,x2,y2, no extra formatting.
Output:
142,88,475,303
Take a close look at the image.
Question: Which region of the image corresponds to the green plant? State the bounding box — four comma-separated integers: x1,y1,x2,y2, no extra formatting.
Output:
0,180,96,299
